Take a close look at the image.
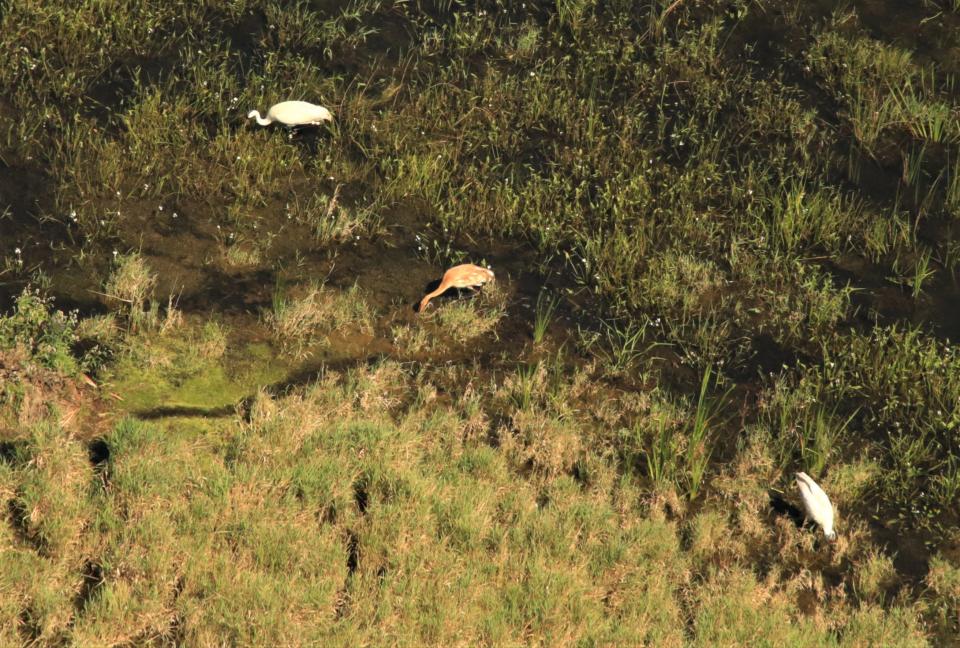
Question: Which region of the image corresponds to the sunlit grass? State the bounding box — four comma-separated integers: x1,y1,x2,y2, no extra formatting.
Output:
1,0,960,642
532,289,559,345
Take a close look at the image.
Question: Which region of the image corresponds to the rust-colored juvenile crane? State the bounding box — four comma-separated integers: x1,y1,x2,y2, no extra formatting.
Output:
419,264,495,312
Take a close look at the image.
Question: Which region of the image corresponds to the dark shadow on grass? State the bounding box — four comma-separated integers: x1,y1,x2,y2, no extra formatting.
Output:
71,560,105,617
353,479,369,515
263,353,388,396
133,404,237,419
7,497,46,555
87,439,110,466
334,530,361,619
769,491,806,529
0,440,22,465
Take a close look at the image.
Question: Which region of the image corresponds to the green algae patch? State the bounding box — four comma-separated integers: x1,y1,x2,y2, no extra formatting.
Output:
105,321,288,415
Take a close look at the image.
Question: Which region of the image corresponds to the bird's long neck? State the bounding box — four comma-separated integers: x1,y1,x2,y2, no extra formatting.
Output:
248,110,272,126
419,278,451,312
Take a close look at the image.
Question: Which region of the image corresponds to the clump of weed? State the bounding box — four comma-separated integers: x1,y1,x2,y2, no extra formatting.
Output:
391,321,432,355
532,289,559,345
640,250,725,320
104,253,158,331
618,392,685,493
289,186,382,245
266,282,373,356
582,318,655,375
195,321,228,360
221,239,263,269
925,553,960,640
419,281,507,346
854,550,899,605
0,288,79,374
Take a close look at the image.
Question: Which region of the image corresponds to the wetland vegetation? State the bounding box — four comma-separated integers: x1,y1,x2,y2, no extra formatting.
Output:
2,0,960,644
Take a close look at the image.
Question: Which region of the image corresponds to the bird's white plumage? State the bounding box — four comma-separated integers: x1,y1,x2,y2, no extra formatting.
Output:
247,101,333,127
795,472,836,540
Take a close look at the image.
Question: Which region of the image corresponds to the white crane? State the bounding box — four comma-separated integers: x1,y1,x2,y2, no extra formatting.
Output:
795,472,836,541
247,101,333,128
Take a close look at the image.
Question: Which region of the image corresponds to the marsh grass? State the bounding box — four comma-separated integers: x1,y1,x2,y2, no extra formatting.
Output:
685,365,727,499
220,238,264,268
643,416,680,492
0,288,80,374
289,186,383,246
586,319,655,374
2,352,943,644
796,405,856,478
419,281,507,347
508,362,541,411
103,253,158,331
3,0,960,642
911,249,936,299
390,320,432,355
532,289,559,345
266,282,373,356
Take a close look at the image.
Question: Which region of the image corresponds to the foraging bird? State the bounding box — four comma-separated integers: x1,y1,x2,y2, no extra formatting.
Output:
795,472,836,541
247,101,333,128
419,263,495,312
